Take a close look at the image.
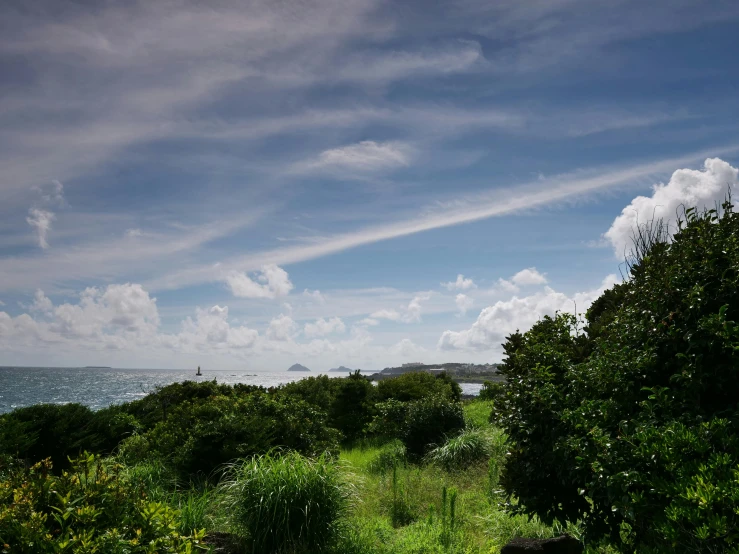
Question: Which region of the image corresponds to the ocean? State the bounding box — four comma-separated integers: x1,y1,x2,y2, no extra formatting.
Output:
0,366,483,414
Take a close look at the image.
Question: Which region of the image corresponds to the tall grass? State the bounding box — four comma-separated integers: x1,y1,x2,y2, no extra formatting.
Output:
368,440,407,475
487,427,508,495
389,463,416,527
220,451,354,554
426,428,493,471
172,488,213,535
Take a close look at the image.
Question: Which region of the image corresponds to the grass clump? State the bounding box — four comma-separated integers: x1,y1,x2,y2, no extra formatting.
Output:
368,440,407,475
426,428,493,471
221,450,353,554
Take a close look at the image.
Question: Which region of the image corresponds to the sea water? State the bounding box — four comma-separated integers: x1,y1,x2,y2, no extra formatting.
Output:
0,366,483,414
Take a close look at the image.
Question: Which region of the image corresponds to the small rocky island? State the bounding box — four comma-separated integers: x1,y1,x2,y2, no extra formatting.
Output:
287,363,311,372
328,365,355,373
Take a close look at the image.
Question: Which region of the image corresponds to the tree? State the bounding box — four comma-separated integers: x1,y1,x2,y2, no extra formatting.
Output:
497,199,739,552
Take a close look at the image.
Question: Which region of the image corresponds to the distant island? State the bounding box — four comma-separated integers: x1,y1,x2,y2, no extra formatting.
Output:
287,363,311,372
328,365,355,373
369,362,502,383
84,366,111,369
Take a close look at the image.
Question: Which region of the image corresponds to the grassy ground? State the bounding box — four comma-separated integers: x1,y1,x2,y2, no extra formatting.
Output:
332,400,591,554
145,400,616,553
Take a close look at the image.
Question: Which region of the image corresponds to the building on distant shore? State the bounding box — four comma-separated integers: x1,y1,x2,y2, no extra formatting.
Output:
401,362,424,368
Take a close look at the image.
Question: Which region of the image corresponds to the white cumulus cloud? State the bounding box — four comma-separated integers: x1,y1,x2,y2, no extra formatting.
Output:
604,158,739,257
493,267,548,293
370,309,402,321
455,293,473,316
226,264,294,299
443,274,476,290
26,208,56,249
302,289,326,303
304,317,346,338
179,304,259,349
511,267,548,286
390,338,426,358
439,275,618,352
266,314,297,342
29,290,53,314
371,293,429,324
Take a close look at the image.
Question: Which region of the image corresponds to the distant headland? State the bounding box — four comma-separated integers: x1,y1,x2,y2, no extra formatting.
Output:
287,363,311,372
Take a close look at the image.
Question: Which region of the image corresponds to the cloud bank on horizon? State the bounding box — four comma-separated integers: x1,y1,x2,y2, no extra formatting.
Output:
1,0,738,369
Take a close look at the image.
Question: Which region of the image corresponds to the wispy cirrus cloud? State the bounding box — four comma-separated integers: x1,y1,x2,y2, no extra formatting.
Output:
142,144,739,291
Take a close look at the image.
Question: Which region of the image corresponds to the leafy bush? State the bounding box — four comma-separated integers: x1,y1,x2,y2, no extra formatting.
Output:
377,372,461,403
122,380,262,431
221,451,353,553
329,371,378,441
426,428,492,471
0,381,267,470
367,440,407,475
495,200,739,551
400,395,465,459
366,399,409,439
478,381,504,403
279,372,377,441
0,403,137,470
144,392,340,477
0,453,207,553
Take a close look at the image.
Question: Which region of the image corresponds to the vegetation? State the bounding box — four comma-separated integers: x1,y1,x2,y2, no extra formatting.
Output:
2,198,737,553
221,451,351,553
426,428,493,471
494,199,739,552
0,454,207,553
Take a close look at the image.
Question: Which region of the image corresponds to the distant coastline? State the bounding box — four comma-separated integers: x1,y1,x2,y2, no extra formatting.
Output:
84,366,111,369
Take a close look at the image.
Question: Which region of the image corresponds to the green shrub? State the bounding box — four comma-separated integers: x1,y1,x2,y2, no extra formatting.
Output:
366,399,409,439
401,395,465,459
221,451,353,553
0,403,137,470
368,440,407,475
122,380,264,431
279,372,378,442
426,428,492,471
478,381,504,403
495,200,739,551
377,372,461,403
0,453,207,553
278,374,340,412
144,392,340,477
329,371,378,441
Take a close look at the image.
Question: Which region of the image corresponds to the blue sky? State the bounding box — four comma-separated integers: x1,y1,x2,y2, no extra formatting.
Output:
1,0,739,370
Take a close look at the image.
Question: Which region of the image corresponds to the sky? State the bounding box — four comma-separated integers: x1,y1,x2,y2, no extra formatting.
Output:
1,0,739,371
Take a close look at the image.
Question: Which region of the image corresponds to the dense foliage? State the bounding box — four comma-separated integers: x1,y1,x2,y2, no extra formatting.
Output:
494,200,739,552
278,371,377,441
400,395,466,459
140,391,340,476
0,403,137,471
376,371,462,403
0,454,206,553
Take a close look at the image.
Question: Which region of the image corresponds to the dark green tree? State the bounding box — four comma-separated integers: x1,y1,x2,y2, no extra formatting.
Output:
497,199,739,552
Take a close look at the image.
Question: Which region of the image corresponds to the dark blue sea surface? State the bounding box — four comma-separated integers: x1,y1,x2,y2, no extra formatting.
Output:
0,367,482,413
